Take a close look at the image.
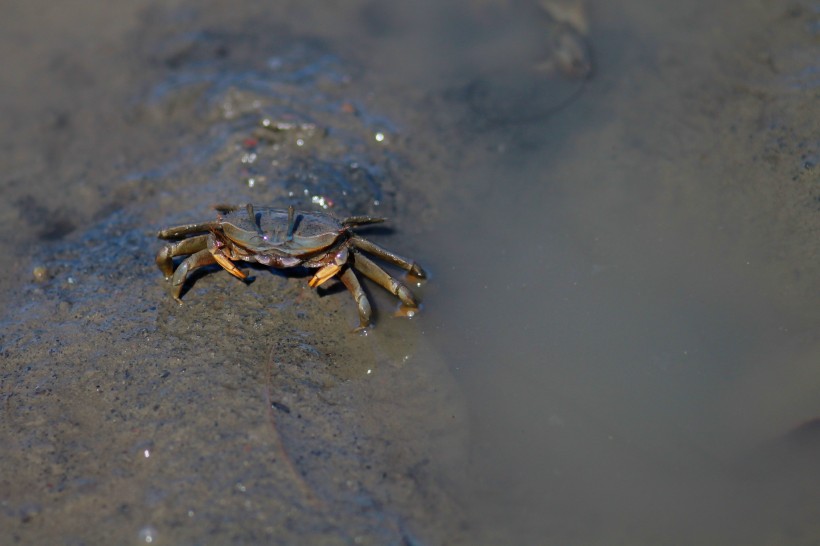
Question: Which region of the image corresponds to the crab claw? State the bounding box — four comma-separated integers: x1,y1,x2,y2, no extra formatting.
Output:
213,253,247,280
309,248,348,288
309,264,342,288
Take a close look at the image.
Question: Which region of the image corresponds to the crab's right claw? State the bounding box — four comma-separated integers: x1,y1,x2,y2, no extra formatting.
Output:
213,253,247,280
309,264,341,288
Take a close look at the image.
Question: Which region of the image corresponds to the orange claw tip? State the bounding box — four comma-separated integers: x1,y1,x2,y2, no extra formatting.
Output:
308,264,341,288
307,275,330,288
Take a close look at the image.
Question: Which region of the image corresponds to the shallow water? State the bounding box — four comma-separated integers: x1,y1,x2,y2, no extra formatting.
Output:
415,1,820,542
2,0,820,544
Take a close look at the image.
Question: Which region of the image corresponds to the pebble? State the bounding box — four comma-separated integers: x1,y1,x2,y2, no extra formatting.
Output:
32,266,49,283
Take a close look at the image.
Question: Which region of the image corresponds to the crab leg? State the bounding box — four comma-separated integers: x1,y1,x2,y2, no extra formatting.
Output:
169,249,217,302
350,236,427,279
157,222,219,240
342,216,385,228
156,235,210,279
339,268,372,330
352,252,418,309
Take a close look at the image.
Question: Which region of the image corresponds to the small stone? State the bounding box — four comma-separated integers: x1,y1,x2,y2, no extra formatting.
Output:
32,266,49,283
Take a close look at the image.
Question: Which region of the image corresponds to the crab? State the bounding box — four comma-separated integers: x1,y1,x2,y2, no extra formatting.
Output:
155,204,427,329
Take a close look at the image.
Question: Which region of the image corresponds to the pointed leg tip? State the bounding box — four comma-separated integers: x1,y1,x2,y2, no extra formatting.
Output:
352,324,371,334
406,266,427,283
394,305,420,319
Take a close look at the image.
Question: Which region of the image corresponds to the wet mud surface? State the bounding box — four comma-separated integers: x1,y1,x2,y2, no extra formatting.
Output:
1,2,469,544
2,0,820,544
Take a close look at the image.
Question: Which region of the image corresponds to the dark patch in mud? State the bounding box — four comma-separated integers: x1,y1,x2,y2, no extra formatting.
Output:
446,74,588,129
15,195,77,241
136,29,420,223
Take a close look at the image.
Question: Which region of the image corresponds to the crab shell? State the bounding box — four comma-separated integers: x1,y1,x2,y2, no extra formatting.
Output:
217,207,349,267
156,205,426,330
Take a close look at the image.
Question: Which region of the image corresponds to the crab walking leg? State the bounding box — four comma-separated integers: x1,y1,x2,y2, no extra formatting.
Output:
156,235,210,279
157,222,219,240
350,236,427,279
342,216,386,228
352,252,418,309
169,249,217,302
339,268,372,330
